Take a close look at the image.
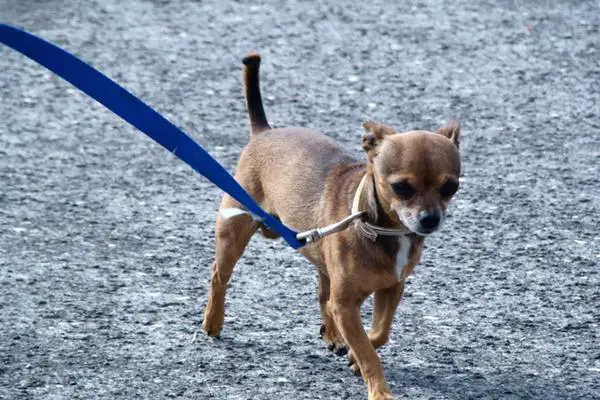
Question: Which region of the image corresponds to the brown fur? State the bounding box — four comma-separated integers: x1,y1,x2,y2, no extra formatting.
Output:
202,54,461,400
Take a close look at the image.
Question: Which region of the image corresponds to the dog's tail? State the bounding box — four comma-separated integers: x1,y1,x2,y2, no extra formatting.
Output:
242,53,271,135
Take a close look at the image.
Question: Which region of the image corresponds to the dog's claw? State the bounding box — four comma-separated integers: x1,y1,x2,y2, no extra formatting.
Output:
335,345,348,356
327,342,348,356
325,340,347,356
203,326,221,339
202,314,224,339
371,390,395,400
320,323,347,356
347,351,362,376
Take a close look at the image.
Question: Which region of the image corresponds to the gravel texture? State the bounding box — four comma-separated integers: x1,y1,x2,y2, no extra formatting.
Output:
1,1,599,399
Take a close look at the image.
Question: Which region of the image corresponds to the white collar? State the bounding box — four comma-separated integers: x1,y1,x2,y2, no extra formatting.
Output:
351,174,411,241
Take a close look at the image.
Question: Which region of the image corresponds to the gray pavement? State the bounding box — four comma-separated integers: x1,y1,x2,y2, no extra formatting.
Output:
1,1,599,399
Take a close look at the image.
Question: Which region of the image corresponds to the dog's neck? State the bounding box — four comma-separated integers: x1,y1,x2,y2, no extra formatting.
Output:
355,172,402,229
351,171,412,243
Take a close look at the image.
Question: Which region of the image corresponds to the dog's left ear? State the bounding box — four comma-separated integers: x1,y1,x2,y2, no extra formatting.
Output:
361,121,395,159
437,120,460,148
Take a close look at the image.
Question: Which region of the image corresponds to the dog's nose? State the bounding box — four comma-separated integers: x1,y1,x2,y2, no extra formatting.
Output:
418,211,441,231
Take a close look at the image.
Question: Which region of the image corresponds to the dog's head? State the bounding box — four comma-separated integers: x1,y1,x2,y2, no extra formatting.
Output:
361,120,461,236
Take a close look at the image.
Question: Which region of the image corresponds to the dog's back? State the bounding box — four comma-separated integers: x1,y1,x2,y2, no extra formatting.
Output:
238,127,356,231
238,54,357,231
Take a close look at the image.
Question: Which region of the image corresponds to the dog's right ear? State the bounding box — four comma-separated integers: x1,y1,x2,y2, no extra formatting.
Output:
437,120,460,148
361,121,395,159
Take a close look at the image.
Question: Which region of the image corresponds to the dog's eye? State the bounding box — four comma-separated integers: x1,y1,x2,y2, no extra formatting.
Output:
439,180,459,198
391,181,416,199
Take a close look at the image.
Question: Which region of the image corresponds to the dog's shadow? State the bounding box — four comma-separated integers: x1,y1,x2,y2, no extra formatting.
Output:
200,332,579,399
384,364,577,400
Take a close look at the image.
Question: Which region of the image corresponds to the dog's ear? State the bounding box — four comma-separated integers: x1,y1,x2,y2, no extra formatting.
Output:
437,120,460,148
361,121,395,159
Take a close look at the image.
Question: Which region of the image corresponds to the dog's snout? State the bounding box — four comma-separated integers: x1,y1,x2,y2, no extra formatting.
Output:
418,210,441,231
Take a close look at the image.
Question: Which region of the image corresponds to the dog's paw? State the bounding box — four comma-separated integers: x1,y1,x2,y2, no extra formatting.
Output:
347,350,362,376
202,303,224,338
202,316,223,338
320,324,348,356
330,341,349,356
369,390,395,400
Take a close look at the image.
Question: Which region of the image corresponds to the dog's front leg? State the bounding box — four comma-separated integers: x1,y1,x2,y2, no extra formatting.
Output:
329,287,394,400
318,270,347,355
369,282,405,349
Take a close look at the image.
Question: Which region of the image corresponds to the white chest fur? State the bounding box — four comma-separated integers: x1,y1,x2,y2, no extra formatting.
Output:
395,236,412,281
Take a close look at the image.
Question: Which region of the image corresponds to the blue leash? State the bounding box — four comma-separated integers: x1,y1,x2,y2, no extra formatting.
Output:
0,23,305,249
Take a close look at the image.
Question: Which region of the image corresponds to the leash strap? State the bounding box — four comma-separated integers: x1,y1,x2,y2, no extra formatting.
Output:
0,23,304,249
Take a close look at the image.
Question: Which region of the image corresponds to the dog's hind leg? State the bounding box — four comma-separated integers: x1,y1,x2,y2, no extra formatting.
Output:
203,194,259,337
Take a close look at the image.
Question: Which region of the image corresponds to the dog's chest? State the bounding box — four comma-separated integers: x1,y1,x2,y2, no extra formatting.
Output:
395,236,413,281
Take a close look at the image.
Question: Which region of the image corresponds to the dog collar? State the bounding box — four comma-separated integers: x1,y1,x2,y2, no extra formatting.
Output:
351,174,411,241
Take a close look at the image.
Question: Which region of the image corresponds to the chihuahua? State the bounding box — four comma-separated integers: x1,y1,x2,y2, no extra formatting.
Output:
202,53,461,400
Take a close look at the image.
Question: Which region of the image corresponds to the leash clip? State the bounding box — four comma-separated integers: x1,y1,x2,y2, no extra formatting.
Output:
296,211,366,244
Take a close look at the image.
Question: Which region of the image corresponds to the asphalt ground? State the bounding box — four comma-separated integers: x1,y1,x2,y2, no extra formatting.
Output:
1,1,599,399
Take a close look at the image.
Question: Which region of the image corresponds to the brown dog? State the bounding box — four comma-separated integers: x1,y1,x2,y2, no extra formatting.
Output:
202,53,461,400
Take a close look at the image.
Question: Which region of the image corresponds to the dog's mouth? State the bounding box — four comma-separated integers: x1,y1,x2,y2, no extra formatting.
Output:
414,228,436,236
396,209,443,236
396,210,421,235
